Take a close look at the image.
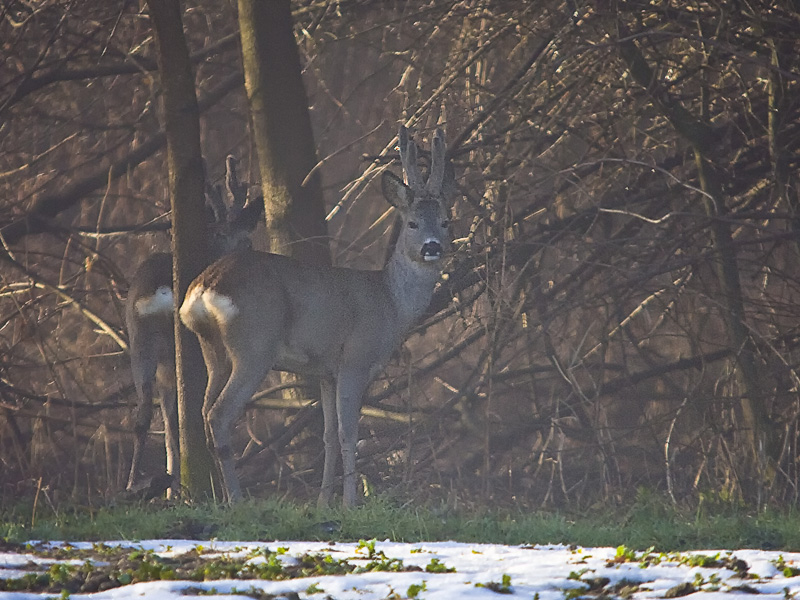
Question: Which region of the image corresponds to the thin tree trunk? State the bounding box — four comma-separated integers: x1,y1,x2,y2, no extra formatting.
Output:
146,0,216,499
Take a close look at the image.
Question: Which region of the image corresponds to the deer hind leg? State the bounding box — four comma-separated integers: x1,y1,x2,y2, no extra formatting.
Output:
205,320,280,503
157,367,179,496
128,349,157,489
318,377,338,508
197,332,232,448
336,368,372,508
206,357,272,503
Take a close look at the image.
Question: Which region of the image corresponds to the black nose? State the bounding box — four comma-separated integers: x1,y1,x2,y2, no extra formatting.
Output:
421,241,443,261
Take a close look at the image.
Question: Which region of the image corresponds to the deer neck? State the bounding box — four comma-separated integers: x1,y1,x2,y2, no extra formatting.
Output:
385,250,441,333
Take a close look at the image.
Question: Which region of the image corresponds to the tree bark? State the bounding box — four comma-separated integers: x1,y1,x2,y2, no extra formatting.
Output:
237,0,330,265
146,0,217,500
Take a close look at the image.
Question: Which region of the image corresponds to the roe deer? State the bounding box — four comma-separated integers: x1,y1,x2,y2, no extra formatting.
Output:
179,126,457,507
126,156,263,493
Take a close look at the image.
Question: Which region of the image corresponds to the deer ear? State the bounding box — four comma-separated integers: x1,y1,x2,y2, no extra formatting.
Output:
382,170,414,209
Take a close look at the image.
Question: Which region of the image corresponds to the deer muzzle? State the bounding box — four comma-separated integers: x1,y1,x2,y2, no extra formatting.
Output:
421,240,444,261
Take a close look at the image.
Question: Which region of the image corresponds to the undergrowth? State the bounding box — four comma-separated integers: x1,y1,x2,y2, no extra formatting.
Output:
2,494,799,551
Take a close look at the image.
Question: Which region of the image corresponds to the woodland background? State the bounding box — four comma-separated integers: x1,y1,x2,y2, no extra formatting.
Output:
1,0,799,510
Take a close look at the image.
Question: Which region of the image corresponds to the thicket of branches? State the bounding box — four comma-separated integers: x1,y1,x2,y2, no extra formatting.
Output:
1,0,799,509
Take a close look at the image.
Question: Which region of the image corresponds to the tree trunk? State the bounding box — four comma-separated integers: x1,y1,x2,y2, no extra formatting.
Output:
237,0,330,265
146,0,217,500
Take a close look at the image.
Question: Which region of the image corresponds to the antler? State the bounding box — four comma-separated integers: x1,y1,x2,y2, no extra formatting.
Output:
398,126,453,197
426,128,447,194
225,155,249,220
204,158,227,224
398,126,424,191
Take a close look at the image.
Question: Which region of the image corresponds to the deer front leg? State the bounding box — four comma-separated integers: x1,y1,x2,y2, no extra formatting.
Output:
336,369,371,508
318,377,337,508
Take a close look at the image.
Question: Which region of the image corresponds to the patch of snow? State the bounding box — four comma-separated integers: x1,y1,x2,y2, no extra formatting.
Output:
1,541,799,600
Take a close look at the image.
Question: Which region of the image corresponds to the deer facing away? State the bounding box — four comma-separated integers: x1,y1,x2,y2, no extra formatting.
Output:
126,156,263,493
179,127,457,507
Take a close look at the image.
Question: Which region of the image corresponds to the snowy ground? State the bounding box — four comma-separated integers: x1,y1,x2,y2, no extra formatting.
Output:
2,538,800,599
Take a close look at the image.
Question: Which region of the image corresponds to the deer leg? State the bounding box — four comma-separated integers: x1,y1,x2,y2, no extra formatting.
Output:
196,333,234,498
197,334,231,446
336,369,371,508
205,352,273,503
127,350,157,489
318,377,338,508
158,387,180,496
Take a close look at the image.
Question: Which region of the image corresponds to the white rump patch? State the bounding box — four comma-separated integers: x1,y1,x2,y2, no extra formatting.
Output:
203,289,239,323
135,286,173,317
179,285,239,329
179,286,205,326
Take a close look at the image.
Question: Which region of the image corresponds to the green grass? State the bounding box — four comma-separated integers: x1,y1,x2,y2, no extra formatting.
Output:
2,494,800,551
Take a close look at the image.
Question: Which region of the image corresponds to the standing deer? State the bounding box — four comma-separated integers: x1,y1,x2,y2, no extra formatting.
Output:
179,126,457,507
126,156,263,493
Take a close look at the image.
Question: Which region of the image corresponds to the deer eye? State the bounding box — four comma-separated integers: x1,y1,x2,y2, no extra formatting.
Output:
441,220,449,228
408,221,419,229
